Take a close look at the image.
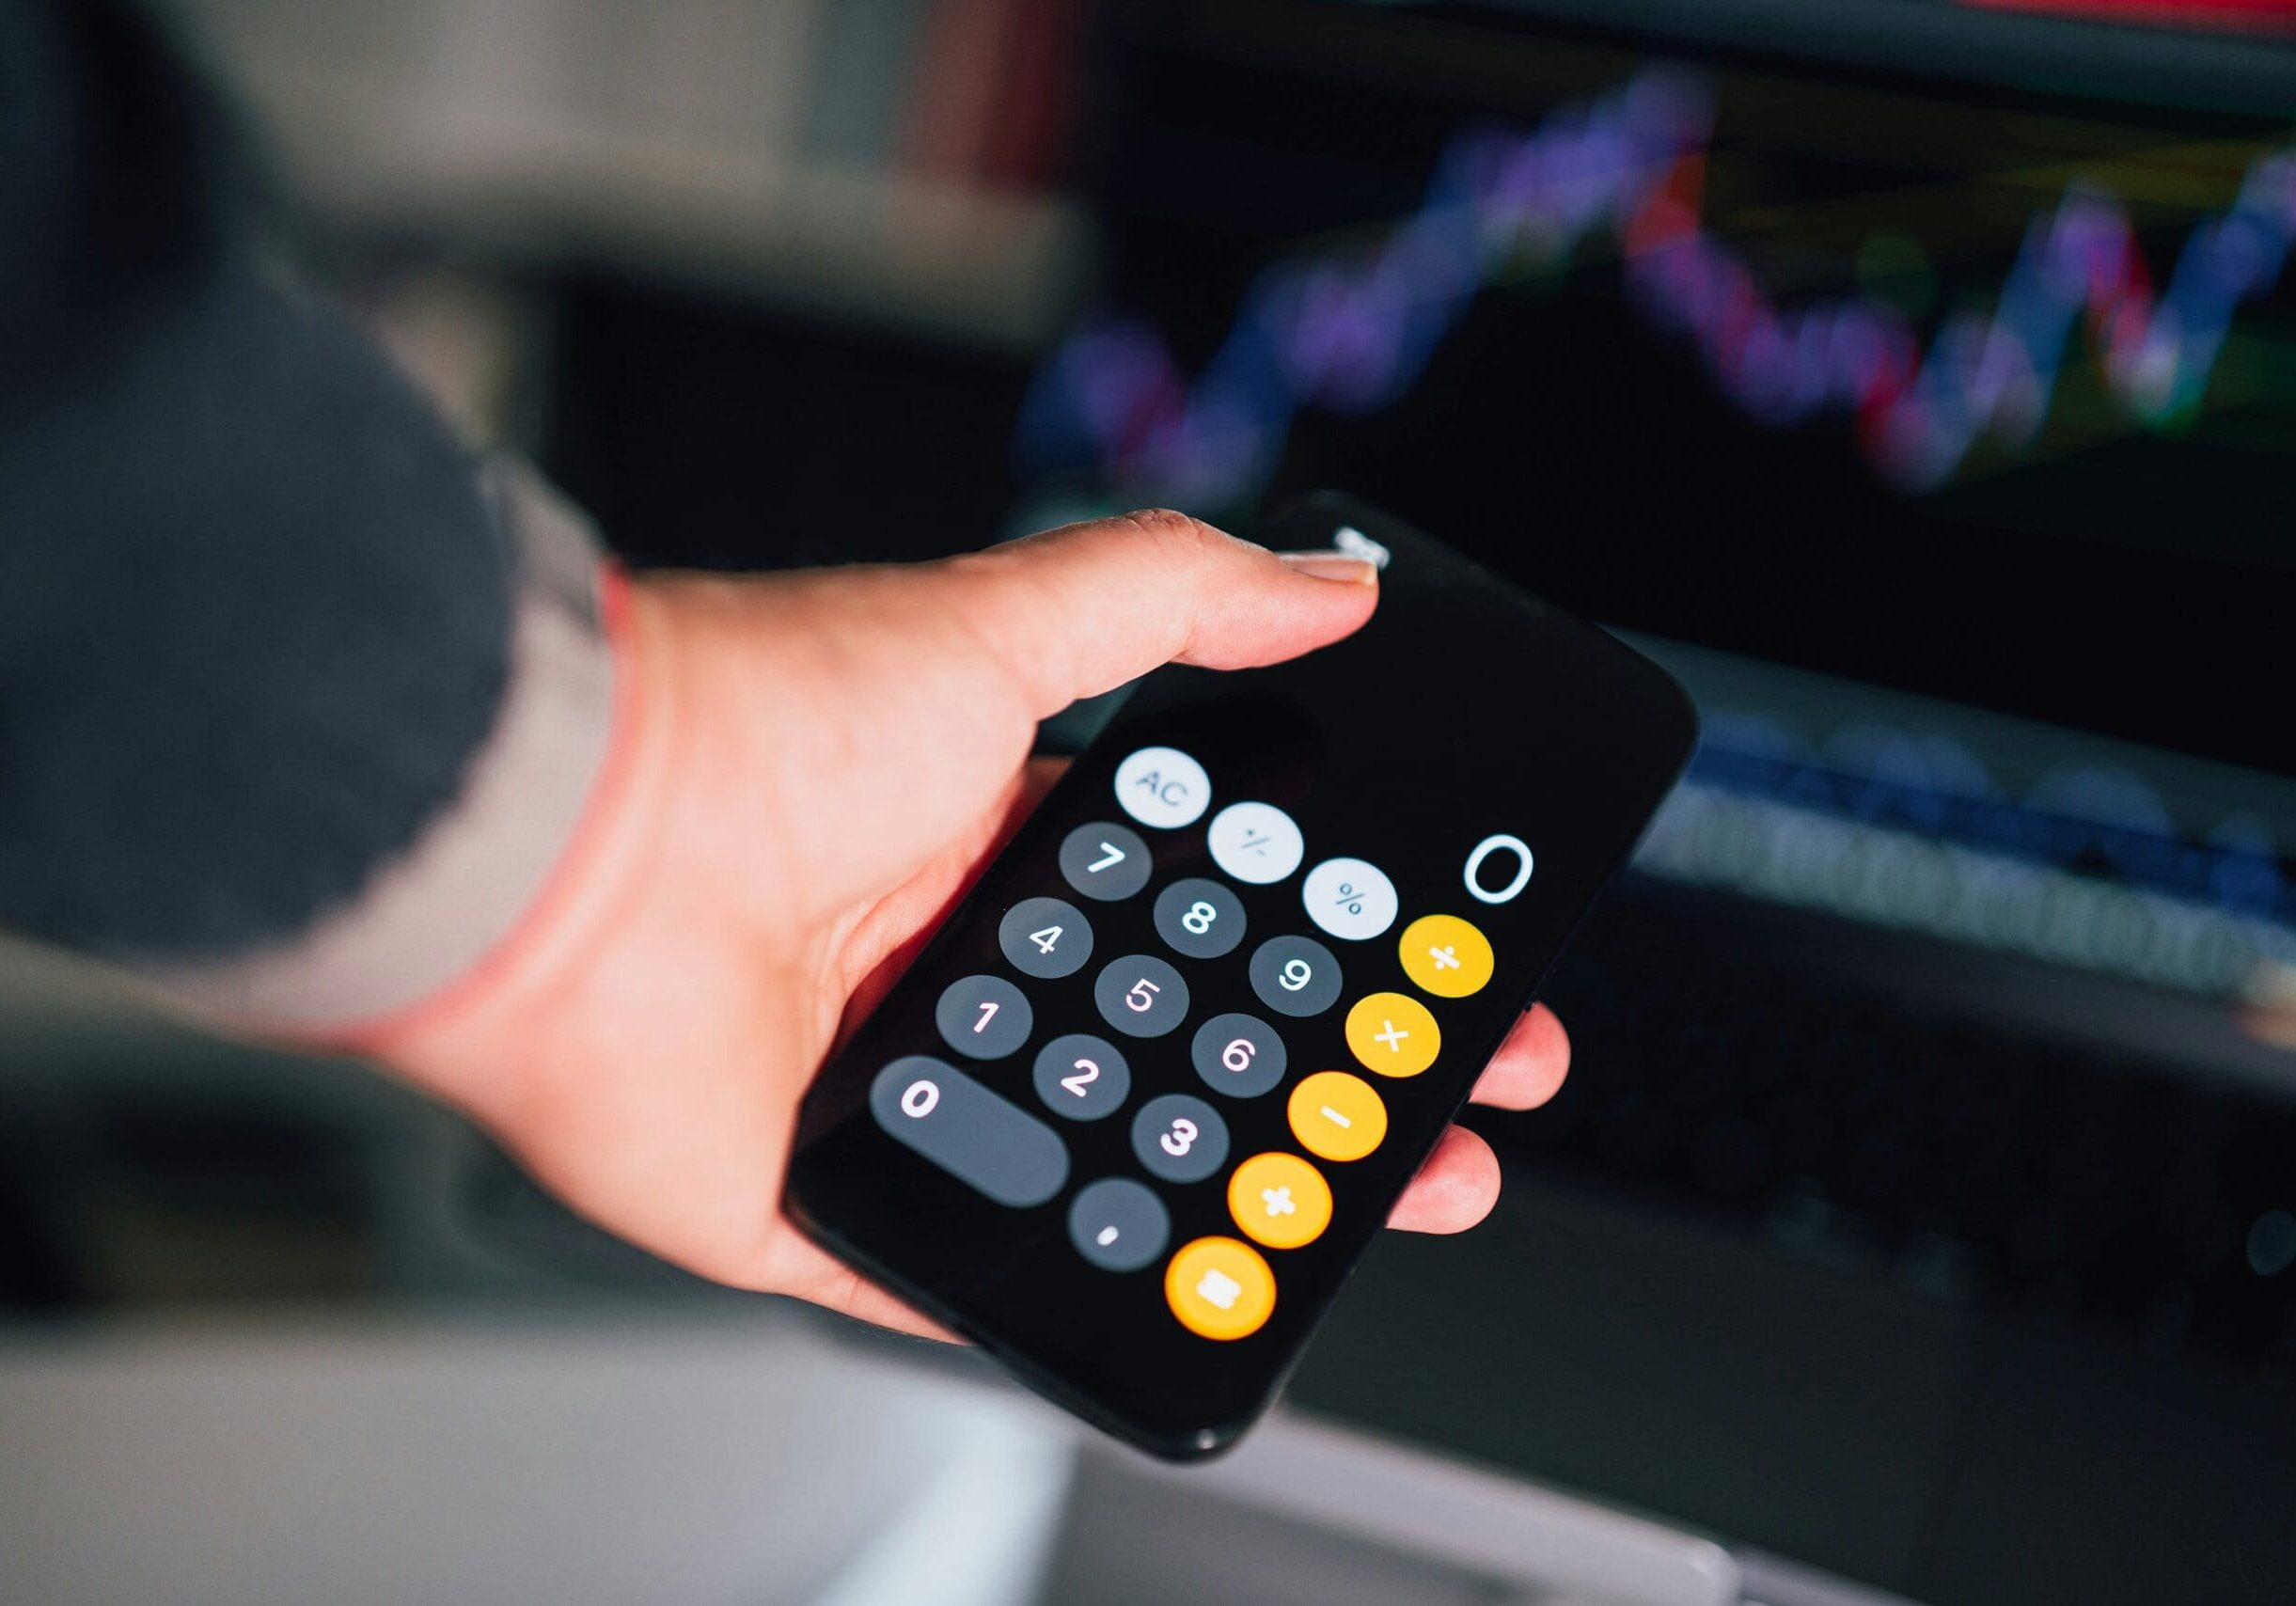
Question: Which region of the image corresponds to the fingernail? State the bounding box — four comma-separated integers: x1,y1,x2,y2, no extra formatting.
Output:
1279,550,1379,585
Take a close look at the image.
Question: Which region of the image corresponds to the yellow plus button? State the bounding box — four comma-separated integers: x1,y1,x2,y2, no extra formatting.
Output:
1398,913,1494,999
1345,991,1440,1078
1227,1152,1333,1250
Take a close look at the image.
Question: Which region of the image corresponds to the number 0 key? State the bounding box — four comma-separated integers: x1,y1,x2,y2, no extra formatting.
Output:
871,1056,1070,1207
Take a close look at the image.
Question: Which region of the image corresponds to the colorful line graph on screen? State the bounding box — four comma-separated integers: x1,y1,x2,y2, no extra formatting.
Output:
1015,70,2296,507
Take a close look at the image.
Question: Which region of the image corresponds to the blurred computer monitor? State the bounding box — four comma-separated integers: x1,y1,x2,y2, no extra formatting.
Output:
1013,0,2296,1040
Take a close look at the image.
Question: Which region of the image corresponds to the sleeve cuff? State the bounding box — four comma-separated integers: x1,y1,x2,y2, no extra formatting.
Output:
139,459,626,1037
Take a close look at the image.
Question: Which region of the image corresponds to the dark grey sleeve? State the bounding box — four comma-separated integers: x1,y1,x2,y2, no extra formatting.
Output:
0,0,614,1028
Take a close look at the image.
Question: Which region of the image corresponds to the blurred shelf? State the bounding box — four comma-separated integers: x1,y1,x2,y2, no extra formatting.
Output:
174,0,1093,348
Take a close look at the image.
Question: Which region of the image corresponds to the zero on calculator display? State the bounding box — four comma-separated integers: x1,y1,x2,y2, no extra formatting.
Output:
786,496,1696,1459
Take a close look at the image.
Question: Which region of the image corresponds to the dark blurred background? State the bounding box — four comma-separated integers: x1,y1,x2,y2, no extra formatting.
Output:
8,2,2296,1603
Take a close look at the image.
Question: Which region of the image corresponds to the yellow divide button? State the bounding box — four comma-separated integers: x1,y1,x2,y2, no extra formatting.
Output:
1287,1071,1388,1162
1398,913,1494,999
1228,1153,1333,1251
1345,991,1441,1078
1165,1236,1276,1341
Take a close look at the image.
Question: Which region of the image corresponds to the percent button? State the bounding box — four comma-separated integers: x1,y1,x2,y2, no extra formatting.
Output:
1302,857,1398,942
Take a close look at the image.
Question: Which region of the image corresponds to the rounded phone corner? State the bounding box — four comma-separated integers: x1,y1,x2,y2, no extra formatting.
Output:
1656,667,1703,774
1108,1403,1263,1466
1079,1367,1289,1466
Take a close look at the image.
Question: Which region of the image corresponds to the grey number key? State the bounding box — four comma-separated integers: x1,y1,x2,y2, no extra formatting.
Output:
871,1056,1069,1207
1094,954,1190,1038
1131,1093,1229,1184
1190,1012,1286,1098
1060,823,1152,902
1032,1032,1131,1121
936,974,1032,1060
1249,934,1343,1017
1154,876,1248,959
999,896,1093,980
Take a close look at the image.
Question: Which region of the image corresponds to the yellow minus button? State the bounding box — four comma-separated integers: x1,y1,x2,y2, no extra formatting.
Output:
1399,913,1494,999
1345,991,1440,1078
1287,1071,1388,1162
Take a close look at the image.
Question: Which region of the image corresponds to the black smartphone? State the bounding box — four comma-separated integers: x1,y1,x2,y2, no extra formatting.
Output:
785,495,1697,1459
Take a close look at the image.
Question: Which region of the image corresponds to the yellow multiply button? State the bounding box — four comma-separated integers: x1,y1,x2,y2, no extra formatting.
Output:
1345,991,1440,1078
1398,913,1494,999
1287,1071,1388,1162
1165,1236,1277,1340
1227,1152,1333,1250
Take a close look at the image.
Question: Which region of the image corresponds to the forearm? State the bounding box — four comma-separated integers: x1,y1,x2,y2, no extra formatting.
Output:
0,0,616,1032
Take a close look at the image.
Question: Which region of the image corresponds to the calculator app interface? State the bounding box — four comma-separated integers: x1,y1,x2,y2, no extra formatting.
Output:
786,500,1694,1456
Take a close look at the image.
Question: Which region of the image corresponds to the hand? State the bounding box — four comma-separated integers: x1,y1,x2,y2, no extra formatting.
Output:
380,511,1571,1335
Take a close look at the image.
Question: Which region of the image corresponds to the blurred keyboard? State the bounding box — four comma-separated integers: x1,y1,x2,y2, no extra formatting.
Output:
1513,888,2296,1378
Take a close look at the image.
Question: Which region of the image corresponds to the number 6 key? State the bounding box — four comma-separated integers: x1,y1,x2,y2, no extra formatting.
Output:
1189,1013,1286,1097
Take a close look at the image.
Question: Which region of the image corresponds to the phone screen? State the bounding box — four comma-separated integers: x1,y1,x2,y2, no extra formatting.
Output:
787,496,1696,1457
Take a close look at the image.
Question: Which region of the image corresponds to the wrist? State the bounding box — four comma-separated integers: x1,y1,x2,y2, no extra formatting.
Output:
352,563,679,1126
136,464,635,1075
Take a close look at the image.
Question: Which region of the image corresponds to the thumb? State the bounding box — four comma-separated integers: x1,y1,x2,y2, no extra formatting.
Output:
931,508,1378,716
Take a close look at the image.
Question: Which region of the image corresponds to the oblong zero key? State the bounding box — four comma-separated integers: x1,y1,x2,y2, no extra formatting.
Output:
870,1055,1071,1207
